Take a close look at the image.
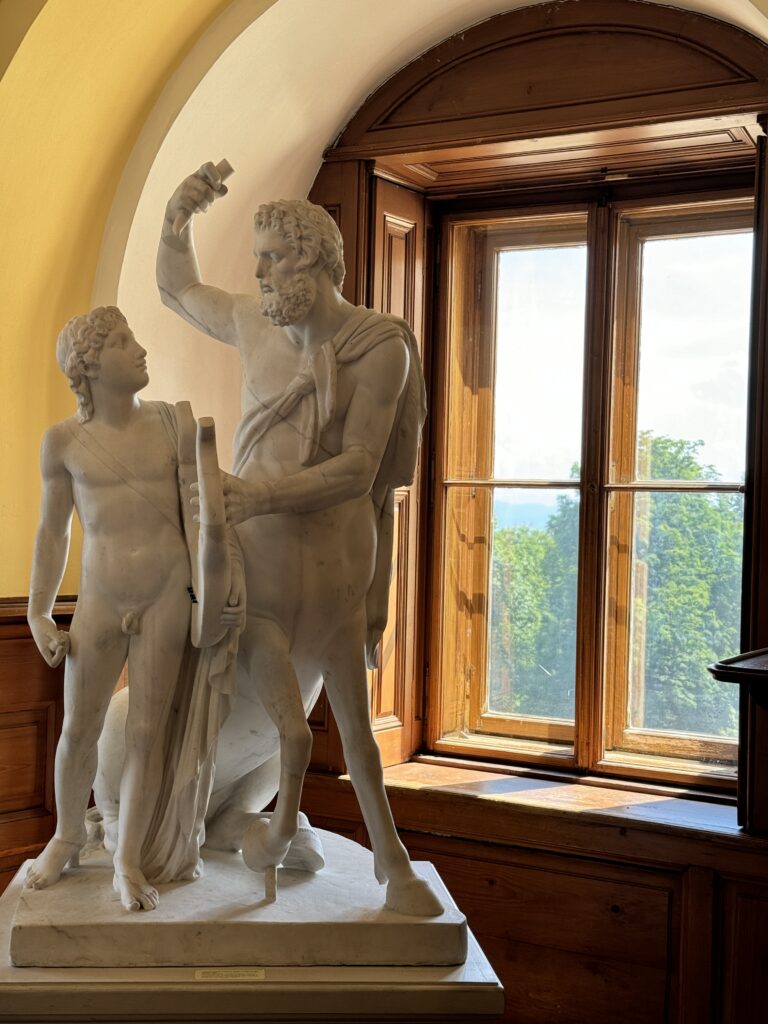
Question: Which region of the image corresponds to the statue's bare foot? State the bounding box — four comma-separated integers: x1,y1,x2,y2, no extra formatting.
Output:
112,867,159,912
385,871,444,917
25,837,82,890
242,818,293,873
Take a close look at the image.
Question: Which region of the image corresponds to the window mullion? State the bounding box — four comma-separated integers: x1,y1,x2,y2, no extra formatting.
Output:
574,201,614,770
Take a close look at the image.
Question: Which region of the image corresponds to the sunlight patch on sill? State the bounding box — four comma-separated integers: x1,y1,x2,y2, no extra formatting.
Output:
371,760,744,839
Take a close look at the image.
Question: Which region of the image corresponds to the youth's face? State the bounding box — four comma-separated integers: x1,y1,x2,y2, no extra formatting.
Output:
97,324,149,393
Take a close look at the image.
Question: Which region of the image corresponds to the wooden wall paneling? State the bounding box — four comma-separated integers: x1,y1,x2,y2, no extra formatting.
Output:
308,158,372,307
402,832,678,1024
333,1,768,158
676,866,715,1024
719,878,768,1024
0,706,51,815
368,177,428,766
0,605,70,894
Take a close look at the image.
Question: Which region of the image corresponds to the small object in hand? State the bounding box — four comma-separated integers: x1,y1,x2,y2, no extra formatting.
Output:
172,159,234,236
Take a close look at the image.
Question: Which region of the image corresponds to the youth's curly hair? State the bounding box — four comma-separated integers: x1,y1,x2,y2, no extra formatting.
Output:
253,199,345,287
55,306,127,423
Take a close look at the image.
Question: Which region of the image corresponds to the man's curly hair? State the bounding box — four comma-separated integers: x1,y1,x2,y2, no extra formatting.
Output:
56,306,127,423
253,199,345,287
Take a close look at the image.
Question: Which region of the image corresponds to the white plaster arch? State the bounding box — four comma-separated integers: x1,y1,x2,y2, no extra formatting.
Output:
102,0,768,466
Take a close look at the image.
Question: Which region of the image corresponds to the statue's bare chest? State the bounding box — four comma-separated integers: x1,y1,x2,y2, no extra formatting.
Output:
240,338,358,461
66,415,176,490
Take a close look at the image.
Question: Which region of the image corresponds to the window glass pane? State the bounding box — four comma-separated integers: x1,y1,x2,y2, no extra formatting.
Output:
493,246,587,480
627,490,742,739
635,232,752,482
488,488,580,722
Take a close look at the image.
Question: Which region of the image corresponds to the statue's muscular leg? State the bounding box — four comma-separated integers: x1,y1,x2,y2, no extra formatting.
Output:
238,618,313,871
112,593,189,912
322,615,443,917
26,608,128,890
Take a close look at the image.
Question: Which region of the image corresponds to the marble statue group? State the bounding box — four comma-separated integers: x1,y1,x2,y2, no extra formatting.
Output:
24,161,443,919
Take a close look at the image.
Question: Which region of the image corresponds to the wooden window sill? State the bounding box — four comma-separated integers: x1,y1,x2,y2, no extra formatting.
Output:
304,759,768,876
381,759,742,839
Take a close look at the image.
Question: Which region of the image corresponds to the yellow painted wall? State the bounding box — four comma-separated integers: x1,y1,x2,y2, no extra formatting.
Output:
0,0,231,597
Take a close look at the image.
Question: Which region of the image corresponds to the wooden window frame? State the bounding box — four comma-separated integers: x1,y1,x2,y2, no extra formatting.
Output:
433,210,589,757
600,196,753,777
427,188,754,787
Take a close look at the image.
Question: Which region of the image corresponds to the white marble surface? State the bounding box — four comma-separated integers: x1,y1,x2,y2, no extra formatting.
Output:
154,178,441,916
1,858,501,1020
11,830,466,969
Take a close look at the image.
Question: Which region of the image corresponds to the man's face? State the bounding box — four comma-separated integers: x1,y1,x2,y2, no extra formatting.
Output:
253,229,317,326
95,324,149,393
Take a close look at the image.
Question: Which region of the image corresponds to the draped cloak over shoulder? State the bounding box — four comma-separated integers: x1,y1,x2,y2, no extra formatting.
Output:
231,307,427,667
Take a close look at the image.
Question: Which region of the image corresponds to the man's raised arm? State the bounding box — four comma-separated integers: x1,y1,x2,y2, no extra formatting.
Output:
27,426,75,668
157,161,250,346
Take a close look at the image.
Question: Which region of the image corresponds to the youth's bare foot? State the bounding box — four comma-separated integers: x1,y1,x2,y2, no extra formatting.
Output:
25,837,82,890
385,870,444,917
113,867,159,912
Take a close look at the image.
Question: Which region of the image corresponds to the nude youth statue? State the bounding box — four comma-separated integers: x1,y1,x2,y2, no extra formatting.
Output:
26,307,242,911
156,162,442,916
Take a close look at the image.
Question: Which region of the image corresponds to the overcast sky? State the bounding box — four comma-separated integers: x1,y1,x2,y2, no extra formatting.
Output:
490,230,753,516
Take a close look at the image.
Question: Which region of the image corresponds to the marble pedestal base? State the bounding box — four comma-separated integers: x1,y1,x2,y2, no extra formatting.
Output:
0,860,503,1022
11,830,466,968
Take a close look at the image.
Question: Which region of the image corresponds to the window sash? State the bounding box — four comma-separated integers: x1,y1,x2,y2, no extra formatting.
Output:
434,210,588,754
603,199,752,773
430,194,753,786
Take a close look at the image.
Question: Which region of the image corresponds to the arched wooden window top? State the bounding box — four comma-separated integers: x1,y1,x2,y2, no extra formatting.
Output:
330,0,768,160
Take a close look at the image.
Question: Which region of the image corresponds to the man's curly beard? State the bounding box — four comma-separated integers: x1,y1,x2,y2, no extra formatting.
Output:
260,272,317,326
